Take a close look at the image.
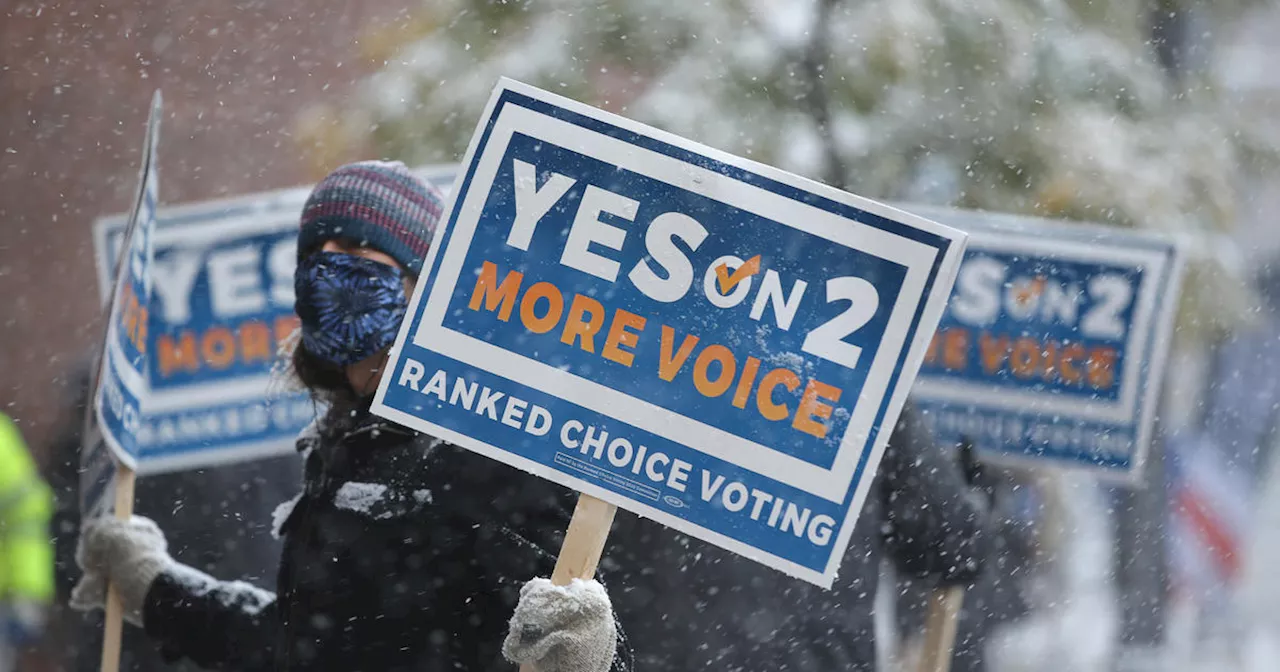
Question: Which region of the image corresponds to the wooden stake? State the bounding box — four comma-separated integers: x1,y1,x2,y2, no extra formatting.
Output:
99,465,136,672
520,494,617,672
915,585,965,672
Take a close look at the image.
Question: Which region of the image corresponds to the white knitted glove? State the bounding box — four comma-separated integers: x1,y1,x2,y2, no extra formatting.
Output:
503,578,618,672
70,516,174,626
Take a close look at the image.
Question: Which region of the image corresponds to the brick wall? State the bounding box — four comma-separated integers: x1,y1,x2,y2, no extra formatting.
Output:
0,0,413,460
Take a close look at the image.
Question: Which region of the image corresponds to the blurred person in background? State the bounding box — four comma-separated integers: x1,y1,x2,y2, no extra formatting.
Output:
0,412,54,672
892,450,1042,672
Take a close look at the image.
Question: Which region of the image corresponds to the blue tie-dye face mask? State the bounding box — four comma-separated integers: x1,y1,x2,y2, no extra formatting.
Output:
295,252,408,366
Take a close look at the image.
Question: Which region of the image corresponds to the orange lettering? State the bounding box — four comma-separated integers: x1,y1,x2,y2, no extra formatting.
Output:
793,380,843,439
158,332,199,377
560,294,605,353
1087,347,1117,389
658,326,699,381
520,282,564,334
925,332,942,366
468,261,522,321
134,305,148,354
120,286,146,353
602,309,646,367
732,356,762,409
1010,337,1041,379
693,345,735,398
201,327,236,369
120,286,136,335
979,333,1010,374
943,328,969,371
240,321,272,364
756,368,800,422
274,315,301,344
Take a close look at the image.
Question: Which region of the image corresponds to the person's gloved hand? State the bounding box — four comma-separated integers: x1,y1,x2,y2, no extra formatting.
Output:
70,515,174,626
4,600,47,647
503,578,618,672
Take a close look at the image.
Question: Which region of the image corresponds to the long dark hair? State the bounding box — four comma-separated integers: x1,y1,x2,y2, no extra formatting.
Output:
290,343,349,400
289,342,366,436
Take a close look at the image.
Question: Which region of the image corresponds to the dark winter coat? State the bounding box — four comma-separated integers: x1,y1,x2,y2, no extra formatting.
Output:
141,404,633,672
893,466,1039,672
139,401,981,672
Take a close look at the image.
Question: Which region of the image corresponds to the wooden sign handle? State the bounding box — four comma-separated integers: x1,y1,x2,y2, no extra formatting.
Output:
519,494,617,672
100,465,137,672
915,585,965,672
549,494,617,585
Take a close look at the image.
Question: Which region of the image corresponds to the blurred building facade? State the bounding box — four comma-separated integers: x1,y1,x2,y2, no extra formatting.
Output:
0,0,413,462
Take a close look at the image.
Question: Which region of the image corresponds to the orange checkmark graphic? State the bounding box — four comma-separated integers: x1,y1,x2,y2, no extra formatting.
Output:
715,255,762,294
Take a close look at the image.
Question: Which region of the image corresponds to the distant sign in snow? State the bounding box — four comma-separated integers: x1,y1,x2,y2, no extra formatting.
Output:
907,206,1184,480
373,80,967,588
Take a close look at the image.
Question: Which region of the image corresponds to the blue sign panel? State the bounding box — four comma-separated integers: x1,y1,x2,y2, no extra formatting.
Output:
92,92,162,472
92,164,458,473
906,206,1184,480
372,80,967,587
94,185,310,473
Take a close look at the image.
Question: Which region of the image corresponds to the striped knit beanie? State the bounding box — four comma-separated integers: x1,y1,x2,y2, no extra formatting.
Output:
297,160,445,275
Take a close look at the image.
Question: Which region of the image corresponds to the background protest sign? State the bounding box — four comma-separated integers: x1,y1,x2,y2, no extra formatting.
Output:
372,79,967,588
906,205,1184,481
80,91,163,519
91,166,457,474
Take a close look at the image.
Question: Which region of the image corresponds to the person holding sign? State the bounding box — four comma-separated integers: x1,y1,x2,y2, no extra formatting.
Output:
70,161,628,672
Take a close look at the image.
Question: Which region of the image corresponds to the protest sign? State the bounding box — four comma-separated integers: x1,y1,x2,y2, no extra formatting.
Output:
79,90,161,672
91,166,457,474
372,79,967,588
91,94,161,471
907,206,1184,480
81,92,162,521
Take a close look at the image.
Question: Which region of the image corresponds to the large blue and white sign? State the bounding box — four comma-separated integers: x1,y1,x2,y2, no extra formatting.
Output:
92,166,456,474
372,80,967,587
907,206,1184,480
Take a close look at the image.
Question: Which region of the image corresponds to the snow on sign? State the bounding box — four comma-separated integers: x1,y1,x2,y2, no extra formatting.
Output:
92,166,457,474
372,79,967,587
906,205,1184,481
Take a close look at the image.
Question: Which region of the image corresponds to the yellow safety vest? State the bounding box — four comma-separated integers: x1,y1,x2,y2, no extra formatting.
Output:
0,413,53,603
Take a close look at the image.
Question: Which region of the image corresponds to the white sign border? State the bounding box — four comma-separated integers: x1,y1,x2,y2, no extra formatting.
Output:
906,204,1185,482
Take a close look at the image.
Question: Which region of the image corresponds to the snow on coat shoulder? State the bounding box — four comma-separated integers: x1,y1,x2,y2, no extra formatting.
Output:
334,482,388,515
331,481,434,521
271,482,435,538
